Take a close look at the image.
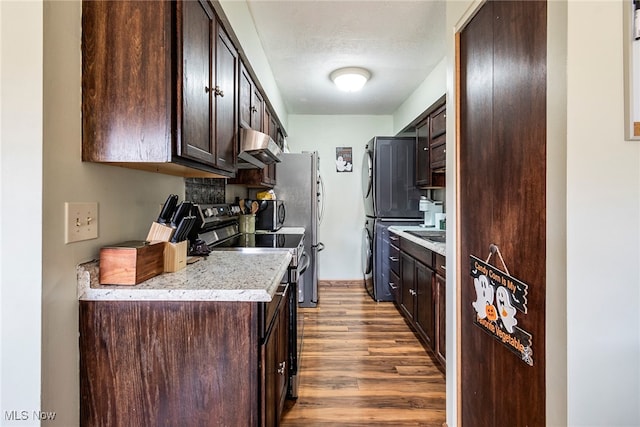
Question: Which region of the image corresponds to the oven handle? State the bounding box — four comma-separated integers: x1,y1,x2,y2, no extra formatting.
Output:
298,251,311,275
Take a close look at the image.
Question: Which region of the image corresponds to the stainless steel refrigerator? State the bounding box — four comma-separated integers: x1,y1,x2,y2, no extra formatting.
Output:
274,152,324,307
362,137,421,301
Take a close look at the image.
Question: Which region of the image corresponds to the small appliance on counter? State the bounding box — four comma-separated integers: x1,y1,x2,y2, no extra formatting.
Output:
419,196,443,228
255,200,286,232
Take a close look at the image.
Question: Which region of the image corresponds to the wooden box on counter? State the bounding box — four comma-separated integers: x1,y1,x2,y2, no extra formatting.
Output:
99,241,165,285
164,240,188,273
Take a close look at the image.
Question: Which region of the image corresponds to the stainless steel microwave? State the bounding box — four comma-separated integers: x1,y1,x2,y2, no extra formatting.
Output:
255,200,285,231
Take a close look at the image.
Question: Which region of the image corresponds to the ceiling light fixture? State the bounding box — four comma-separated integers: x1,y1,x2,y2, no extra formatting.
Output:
330,67,371,92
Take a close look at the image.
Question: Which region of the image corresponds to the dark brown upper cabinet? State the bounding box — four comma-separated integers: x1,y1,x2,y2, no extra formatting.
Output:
415,99,446,188
82,0,238,178
231,61,278,187
239,61,264,131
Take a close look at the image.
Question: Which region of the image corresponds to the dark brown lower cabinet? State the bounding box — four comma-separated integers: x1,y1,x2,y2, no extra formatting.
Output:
395,237,442,368
434,253,446,366
79,287,289,427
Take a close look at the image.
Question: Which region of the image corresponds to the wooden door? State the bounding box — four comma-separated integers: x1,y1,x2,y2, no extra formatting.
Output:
239,62,253,129
214,23,237,172
252,88,264,131
415,261,434,349
416,118,430,186
180,0,215,164
400,252,415,320
459,1,546,426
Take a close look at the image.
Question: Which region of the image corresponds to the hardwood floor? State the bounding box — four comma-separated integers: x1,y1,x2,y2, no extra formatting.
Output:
281,281,446,427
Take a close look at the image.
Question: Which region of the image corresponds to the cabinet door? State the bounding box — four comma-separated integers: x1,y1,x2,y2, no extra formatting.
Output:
400,252,415,320
82,1,173,164
262,287,290,427
252,88,264,131
415,118,430,186
263,308,279,427
435,273,446,366
180,0,215,164
276,290,290,417
415,261,434,349
430,105,446,138
239,62,253,129
214,23,237,172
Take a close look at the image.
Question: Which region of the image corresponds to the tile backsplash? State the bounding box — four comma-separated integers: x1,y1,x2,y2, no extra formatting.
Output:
185,178,225,204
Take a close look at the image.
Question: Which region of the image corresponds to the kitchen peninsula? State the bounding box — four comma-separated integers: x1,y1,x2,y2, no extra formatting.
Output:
77,250,293,426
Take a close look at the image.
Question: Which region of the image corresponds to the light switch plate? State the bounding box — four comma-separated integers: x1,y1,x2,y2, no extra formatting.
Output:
65,202,98,244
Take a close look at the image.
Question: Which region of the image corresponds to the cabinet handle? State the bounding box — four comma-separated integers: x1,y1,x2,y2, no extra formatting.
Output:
214,86,224,97
409,289,416,296
423,147,428,151
389,282,397,290
389,256,399,262
277,361,286,375
389,236,399,241
439,265,446,272
251,106,257,113
205,86,211,93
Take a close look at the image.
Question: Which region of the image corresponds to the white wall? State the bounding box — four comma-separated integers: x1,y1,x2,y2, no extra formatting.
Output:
566,1,640,425
286,115,393,280
41,2,185,425
393,57,447,135
218,0,288,129
0,2,43,425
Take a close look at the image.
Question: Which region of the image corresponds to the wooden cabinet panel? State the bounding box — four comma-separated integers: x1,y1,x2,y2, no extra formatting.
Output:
80,287,291,426
79,300,259,426
430,137,446,171
82,1,173,164
415,260,434,349
400,252,415,320
415,98,446,188
233,61,276,187
430,104,446,138
261,285,290,427
214,24,238,173
394,236,446,370
82,0,241,178
435,273,446,366
180,0,215,164
415,118,430,186
239,63,253,129
252,88,265,131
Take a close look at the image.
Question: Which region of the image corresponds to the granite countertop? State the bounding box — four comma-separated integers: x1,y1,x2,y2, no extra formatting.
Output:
388,225,446,256
77,251,292,302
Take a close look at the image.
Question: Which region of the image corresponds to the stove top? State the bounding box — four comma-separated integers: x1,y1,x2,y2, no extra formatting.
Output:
214,233,304,250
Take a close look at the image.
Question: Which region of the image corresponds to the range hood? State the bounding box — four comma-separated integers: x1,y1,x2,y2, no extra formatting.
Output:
237,128,282,169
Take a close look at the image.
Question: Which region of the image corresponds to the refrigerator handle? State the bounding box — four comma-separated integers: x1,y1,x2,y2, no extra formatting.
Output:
318,173,326,225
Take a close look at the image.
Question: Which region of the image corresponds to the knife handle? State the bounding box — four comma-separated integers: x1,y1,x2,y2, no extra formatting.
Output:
158,194,178,224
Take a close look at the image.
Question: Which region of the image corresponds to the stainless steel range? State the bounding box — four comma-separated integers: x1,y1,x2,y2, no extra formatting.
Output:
193,204,307,399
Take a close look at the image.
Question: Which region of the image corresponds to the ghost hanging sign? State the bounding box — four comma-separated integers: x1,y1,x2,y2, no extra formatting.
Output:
470,255,533,366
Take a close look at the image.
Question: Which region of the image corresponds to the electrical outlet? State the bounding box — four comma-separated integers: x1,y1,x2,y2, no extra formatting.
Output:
65,202,99,244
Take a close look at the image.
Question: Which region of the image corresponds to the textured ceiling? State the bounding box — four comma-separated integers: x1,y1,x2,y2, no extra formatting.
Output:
245,0,446,115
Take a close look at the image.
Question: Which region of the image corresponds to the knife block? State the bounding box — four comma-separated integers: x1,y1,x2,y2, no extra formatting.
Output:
99,241,165,285
164,240,188,273
146,221,174,242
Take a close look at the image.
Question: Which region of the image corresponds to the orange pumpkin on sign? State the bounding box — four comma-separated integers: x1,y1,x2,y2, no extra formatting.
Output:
485,304,498,321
